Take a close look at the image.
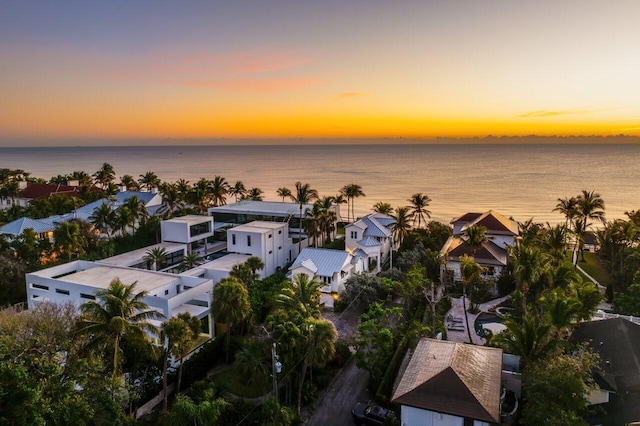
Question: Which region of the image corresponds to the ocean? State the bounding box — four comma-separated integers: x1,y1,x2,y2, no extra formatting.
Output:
1,143,638,225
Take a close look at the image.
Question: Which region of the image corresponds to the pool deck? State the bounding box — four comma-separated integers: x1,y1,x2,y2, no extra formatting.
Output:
445,295,511,345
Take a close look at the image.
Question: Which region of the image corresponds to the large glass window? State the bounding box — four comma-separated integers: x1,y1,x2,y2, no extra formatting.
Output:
190,222,211,237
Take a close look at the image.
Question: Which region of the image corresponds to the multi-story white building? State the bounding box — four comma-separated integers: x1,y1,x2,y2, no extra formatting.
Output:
344,213,395,272
227,221,290,278
161,215,214,255
289,247,365,296
25,260,215,336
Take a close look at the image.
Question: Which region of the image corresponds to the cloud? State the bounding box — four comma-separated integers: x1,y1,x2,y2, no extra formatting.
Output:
518,107,623,118
96,47,318,93
333,92,367,100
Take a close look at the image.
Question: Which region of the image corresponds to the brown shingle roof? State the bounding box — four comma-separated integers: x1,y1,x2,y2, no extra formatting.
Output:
445,237,508,266
392,339,502,423
464,210,518,236
451,212,483,225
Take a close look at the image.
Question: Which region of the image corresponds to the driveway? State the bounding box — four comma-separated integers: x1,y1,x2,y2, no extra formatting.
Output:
304,307,370,426
304,357,371,426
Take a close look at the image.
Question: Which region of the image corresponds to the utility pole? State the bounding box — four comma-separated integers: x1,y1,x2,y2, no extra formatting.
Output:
272,343,282,401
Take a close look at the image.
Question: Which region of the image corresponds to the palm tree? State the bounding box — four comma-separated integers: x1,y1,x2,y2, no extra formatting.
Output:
175,178,191,204
332,193,347,221
276,187,292,202
159,182,182,218
123,195,147,232
391,206,411,247
212,277,252,361
553,196,579,229
181,252,203,271
89,201,116,238
276,274,322,319
209,175,228,207
576,190,605,230
245,187,264,201
93,162,115,188
138,171,160,191
54,220,86,261
340,184,365,223
492,315,557,366
116,206,133,236
161,316,189,410
511,245,547,314
296,318,336,413
77,279,163,377
570,280,603,322
229,181,246,202
542,223,569,267
290,182,319,253
372,202,393,216
120,174,140,191
461,224,489,255
144,247,167,271
460,255,484,343
190,178,212,213
407,193,432,229
539,288,578,337
245,256,265,278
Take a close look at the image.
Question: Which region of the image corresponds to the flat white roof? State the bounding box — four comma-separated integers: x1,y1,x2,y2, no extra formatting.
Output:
99,242,186,267
163,215,212,226
230,221,286,234
61,265,180,293
199,253,251,272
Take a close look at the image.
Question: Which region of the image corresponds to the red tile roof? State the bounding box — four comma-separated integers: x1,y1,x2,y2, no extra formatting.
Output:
19,183,80,200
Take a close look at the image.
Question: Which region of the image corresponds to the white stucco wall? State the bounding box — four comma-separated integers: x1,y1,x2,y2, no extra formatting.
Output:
400,406,490,426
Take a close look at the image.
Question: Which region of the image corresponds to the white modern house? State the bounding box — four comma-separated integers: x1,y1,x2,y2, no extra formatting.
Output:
161,215,214,255
25,260,215,336
440,211,518,282
345,213,395,272
289,247,365,296
392,338,503,426
227,221,290,277
209,200,337,259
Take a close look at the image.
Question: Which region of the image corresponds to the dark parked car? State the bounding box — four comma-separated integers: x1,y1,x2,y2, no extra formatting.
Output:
351,401,393,425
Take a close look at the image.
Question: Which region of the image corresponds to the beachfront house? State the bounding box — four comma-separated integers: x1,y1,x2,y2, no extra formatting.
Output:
209,200,335,259
391,338,503,426
344,212,395,272
0,181,85,209
226,221,290,277
440,210,518,283
25,260,215,337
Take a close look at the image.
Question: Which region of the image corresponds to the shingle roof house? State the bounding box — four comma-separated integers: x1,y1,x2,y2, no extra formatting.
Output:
392,338,502,425
571,318,640,425
441,210,518,282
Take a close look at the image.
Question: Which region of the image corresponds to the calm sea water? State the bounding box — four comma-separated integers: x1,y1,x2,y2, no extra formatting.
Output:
1,144,638,225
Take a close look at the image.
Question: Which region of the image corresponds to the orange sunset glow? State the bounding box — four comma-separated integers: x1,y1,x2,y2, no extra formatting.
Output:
1,1,639,145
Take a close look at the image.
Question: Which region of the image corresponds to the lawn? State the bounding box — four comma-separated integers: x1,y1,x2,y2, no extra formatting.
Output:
577,251,612,287
210,364,270,398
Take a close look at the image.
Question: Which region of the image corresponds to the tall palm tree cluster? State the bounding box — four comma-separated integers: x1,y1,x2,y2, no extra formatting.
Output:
553,190,606,263
383,192,433,247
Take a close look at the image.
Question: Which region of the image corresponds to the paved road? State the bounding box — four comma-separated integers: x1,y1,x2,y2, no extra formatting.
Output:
304,357,371,426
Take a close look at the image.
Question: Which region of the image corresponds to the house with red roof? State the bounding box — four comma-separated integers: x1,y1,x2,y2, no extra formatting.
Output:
440,210,518,282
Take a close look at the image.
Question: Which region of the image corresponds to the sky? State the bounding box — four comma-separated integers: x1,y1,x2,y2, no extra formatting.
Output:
1,0,640,145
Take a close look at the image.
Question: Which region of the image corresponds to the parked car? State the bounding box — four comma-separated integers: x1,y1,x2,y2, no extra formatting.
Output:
351,401,393,425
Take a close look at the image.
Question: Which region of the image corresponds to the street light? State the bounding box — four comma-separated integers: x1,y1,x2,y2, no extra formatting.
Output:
272,343,282,400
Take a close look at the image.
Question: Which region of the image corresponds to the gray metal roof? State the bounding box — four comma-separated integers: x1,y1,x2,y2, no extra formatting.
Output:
291,248,351,277
0,217,55,236
210,200,313,217
358,237,381,247
362,216,392,238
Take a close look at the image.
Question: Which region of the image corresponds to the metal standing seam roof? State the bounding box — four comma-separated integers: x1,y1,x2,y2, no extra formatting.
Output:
210,200,314,216
361,216,392,238
291,248,351,277
0,217,56,236
391,338,502,423
358,237,382,247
